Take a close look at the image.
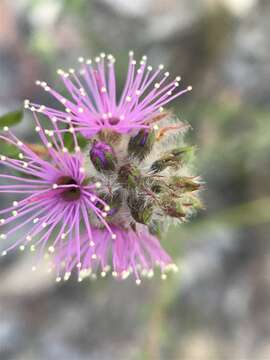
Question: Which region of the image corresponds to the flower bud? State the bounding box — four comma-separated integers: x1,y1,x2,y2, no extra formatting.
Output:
90,140,117,172
127,192,153,225
128,129,156,161
160,195,185,219
118,164,141,189
169,176,201,192
151,146,193,173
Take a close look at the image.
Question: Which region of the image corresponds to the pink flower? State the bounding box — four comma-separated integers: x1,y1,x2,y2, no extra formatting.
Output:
0,114,113,271
25,52,192,137
53,224,177,283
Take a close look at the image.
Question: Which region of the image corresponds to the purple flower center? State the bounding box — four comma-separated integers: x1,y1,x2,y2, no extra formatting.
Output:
57,176,81,201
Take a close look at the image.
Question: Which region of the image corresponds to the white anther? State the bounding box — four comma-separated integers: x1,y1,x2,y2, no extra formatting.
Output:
136,279,141,285
78,56,84,63
79,167,85,173
95,182,101,189
69,68,75,74
61,233,66,239
26,235,32,241
176,76,181,81
135,90,141,96
126,96,132,102
92,254,97,259
75,146,81,153
13,201,18,207
30,245,35,252
62,147,68,153
23,162,28,168
52,184,58,189
95,57,100,63
101,87,107,93
147,66,153,71
154,83,160,89
159,64,164,70
0,234,7,239
52,117,57,123
129,50,134,57
56,276,61,282
33,218,39,224
46,142,52,148
164,72,170,77
19,153,24,159
0,155,6,161
89,241,95,247
42,222,47,228
111,233,117,240
24,100,30,109
35,126,41,132
64,272,71,280
1,250,7,256
161,273,167,280
0,219,5,225
48,246,54,253
19,245,25,251
17,141,23,146
78,107,84,113
12,210,18,217
104,205,110,212
187,85,193,91
153,124,159,130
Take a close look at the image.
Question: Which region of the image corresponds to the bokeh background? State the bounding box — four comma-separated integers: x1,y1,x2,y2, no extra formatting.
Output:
1,0,270,359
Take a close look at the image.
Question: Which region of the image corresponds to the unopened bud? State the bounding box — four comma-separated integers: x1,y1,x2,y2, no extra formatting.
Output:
169,176,201,192
118,164,141,189
90,141,117,172
151,146,193,173
127,192,153,225
161,196,185,219
128,129,155,161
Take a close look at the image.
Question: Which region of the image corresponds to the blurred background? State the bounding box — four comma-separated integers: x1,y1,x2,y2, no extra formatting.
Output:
0,0,270,359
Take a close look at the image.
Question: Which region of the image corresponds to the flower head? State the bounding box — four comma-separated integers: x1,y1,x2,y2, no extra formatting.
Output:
2,52,202,284
25,52,192,137
0,115,113,269
54,224,177,283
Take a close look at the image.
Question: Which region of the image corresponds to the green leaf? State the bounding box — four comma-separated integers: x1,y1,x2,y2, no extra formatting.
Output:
0,109,24,128
63,131,89,151
0,141,19,157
